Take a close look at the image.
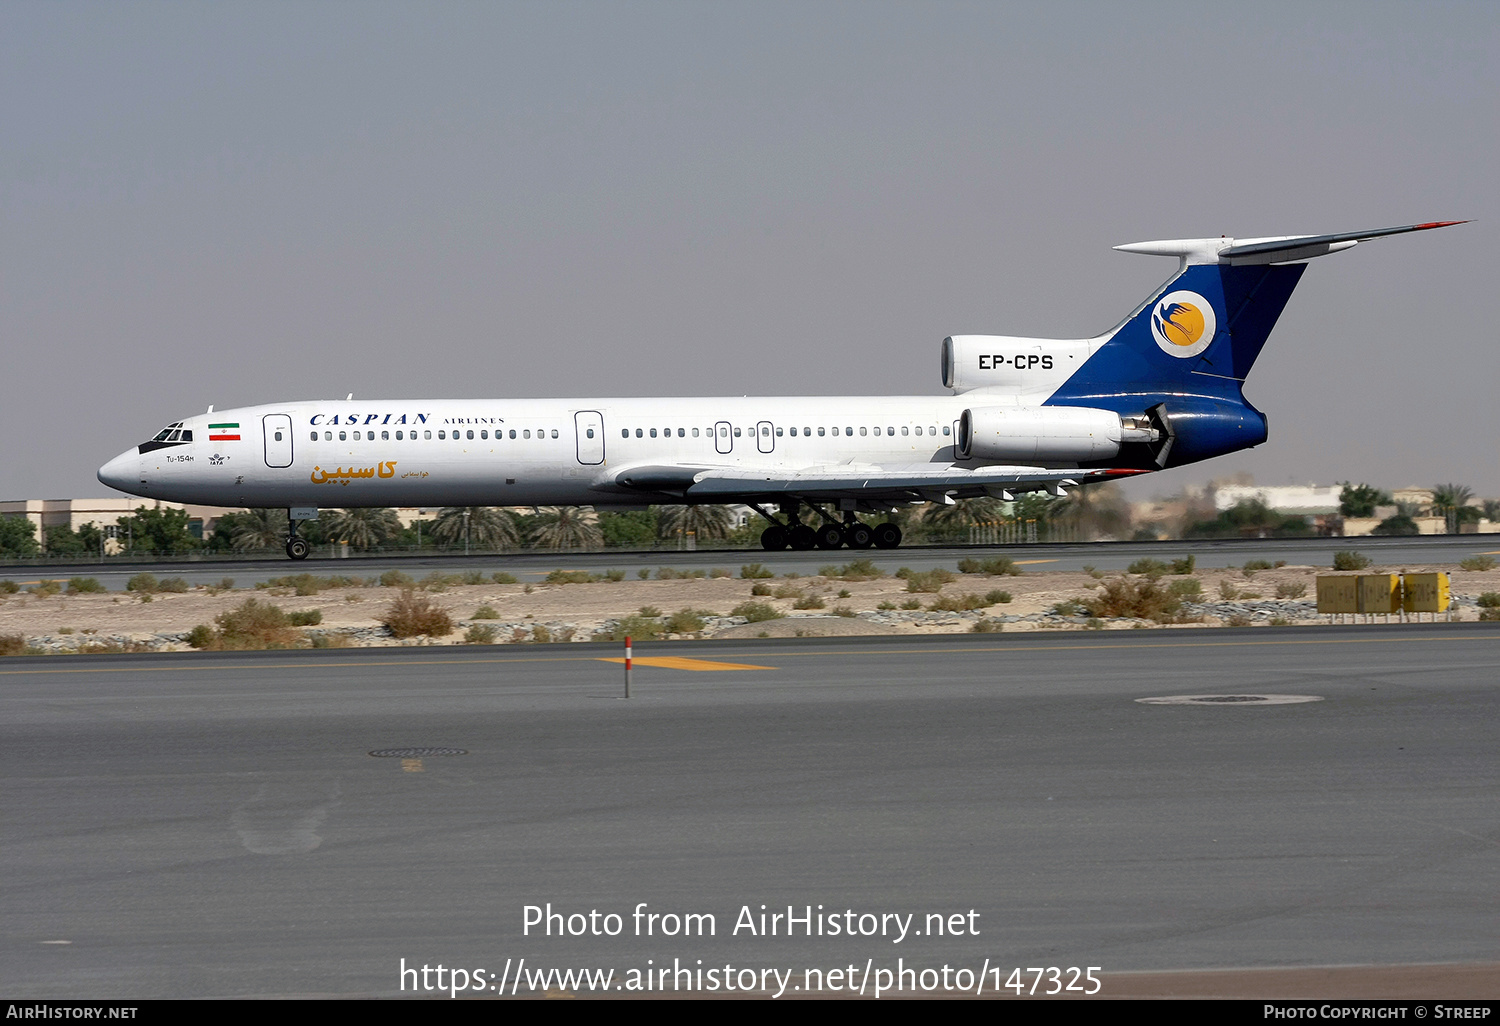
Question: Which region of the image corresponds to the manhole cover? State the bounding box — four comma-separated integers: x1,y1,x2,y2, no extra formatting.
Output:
369,747,469,758
1135,695,1323,706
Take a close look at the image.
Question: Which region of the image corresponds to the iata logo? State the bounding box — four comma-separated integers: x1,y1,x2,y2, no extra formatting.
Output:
1150,291,1216,358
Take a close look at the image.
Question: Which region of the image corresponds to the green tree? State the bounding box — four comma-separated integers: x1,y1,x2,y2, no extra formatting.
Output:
599,510,658,548
1431,483,1479,535
1184,499,1311,539
0,516,40,557
657,505,736,544
118,506,199,554
43,523,88,555
430,507,518,551
1339,482,1392,518
218,509,288,552
322,508,404,550
920,497,1009,540
529,506,603,550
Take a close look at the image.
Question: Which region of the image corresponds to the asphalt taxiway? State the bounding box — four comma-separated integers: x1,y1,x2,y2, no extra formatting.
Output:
3,625,1498,998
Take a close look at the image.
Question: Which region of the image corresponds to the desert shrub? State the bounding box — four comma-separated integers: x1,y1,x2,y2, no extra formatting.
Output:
1171,556,1196,575
1276,582,1308,599
895,567,913,578
458,571,484,586
1127,558,1170,579
1168,578,1203,600
1,633,31,655
1240,592,1262,599
821,559,882,581
531,625,552,643
1474,592,1500,608
420,572,462,592
214,598,302,649
345,594,362,602
186,624,215,649
905,569,956,593
773,582,805,599
596,616,663,642
637,569,650,579
1268,616,1291,627
309,633,353,649
1460,555,1497,571
741,563,775,579
28,580,62,596
750,582,772,596
709,567,731,578
877,600,896,610
523,584,533,593
126,573,158,593
381,589,454,638
157,577,189,593
380,569,415,588
793,594,826,609
971,618,1002,633
665,608,714,633
67,577,106,594
1218,580,1241,600
832,605,856,617
984,589,1013,605
957,557,1021,576
1085,577,1184,623
0,580,18,593
464,624,498,644
323,575,363,588
288,609,323,626
1333,551,1371,571
486,571,515,584
1480,608,1500,621
472,605,500,619
900,598,922,610
930,593,987,612
219,577,236,590
546,569,595,584
1225,613,1253,627
639,605,663,618
1243,559,1274,577
730,601,779,623
266,573,321,596
656,567,705,580
1050,599,1089,616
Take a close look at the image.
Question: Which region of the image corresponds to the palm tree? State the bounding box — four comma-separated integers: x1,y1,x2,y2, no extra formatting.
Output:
657,505,736,544
1056,482,1131,540
431,507,519,550
529,506,603,550
1431,483,1477,535
322,508,403,550
920,497,1008,540
230,508,288,551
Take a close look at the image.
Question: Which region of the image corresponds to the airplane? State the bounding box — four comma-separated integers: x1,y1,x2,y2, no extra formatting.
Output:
98,221,1464,559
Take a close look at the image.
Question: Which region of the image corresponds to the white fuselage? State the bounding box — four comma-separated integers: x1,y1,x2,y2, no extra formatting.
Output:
100,395,1005,509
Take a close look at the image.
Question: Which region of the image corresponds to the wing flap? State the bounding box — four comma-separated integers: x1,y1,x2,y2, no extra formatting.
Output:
683,464,1148,502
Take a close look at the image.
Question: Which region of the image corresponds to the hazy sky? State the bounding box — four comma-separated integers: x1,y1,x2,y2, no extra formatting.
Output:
3,1,1495,502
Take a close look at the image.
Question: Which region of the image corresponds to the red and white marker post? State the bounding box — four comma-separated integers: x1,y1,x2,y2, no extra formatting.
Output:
624,635,632,699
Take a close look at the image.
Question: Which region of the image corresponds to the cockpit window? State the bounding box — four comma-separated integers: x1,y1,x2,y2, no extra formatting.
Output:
152,422,183,442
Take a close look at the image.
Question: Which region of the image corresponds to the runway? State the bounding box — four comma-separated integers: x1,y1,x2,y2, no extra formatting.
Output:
5,533,1496,591
3,625,1499,998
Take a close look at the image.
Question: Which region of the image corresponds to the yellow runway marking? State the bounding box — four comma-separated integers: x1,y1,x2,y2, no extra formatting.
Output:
598,656,774,672
1014,559,1058,565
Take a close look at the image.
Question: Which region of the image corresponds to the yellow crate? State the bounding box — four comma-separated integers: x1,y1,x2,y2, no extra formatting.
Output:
1316,576,1359,614
1401,573,1450,613
1357,574,1402,614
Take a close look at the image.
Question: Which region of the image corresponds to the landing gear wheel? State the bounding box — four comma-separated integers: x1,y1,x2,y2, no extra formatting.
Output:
814,523,846,550
873,523,902,549
760,525,789,551
844,523,874,549
788,525,818,550
285,537,311,560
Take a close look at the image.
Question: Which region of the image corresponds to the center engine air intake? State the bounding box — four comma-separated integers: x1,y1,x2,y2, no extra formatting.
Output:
957,406,1126,463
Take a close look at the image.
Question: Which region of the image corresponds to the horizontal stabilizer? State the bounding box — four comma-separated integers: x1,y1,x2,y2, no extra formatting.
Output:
1115,221,1467,266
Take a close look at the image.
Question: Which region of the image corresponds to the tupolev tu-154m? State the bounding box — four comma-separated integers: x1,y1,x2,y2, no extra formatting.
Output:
98,221,1464,559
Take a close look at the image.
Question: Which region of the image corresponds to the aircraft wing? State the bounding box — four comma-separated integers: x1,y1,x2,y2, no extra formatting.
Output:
678,463,1149,505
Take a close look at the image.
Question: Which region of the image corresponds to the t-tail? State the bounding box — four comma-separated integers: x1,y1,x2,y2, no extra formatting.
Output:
947,221,1465,471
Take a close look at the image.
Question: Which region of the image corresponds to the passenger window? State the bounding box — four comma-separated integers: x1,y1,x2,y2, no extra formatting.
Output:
859,427,867,436
930,426,937,435
818,427,825,436
339,431,347,441
275,430,283,441
309,431,317,441
424,430,432,439
719,427,728,437
467,429,474,440
650,428,657,438
636,428,643,438
901,426,909,436
943,425,950,435
692,428,699,437
914,426,922,435
733,427,741,437
845,427,853,436
438,430,445,439
622,429,629,438
396,430,403,440
550,429,558,438
509,429,516,439
480,430,487,439
524,429,531,439
677,428,684,438
585,428,593,438
353,430,361,440
325,431,333,441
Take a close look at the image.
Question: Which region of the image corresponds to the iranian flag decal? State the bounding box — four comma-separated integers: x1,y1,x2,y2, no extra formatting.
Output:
208,422,241,441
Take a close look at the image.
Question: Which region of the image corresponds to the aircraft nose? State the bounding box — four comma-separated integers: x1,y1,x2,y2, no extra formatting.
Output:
98,449,140,492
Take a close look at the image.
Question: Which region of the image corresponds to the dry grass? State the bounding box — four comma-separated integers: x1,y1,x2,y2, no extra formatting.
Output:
1085,577,1188,624
380,589,454,638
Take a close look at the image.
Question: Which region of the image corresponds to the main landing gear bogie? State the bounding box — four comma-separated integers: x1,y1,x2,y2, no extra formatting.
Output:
756,504,903,551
